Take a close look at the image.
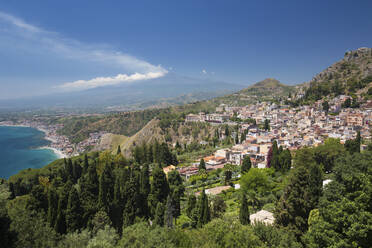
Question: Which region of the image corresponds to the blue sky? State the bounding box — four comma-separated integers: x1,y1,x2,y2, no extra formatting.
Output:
0,0,372,99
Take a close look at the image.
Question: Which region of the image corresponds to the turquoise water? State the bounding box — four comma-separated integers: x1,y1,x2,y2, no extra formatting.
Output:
0,126,59,179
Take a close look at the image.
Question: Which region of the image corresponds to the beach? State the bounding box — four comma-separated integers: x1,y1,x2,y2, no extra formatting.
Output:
39,146,67,158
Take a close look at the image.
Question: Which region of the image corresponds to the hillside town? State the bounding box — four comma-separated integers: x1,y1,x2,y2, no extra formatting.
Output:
181,97,371,178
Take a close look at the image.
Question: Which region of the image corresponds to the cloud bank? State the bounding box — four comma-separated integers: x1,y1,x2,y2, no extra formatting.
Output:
59,71,165,91
0,11,167,92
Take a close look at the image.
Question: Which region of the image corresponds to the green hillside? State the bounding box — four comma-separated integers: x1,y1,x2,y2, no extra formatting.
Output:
301,47,372,102
212,78,295,106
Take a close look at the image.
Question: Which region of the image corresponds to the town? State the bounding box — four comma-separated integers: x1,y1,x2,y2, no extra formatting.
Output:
179,96,371,178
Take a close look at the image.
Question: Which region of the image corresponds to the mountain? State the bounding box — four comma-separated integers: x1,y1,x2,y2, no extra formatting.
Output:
0,73,245,112
302,47,372,101
210,78,295,106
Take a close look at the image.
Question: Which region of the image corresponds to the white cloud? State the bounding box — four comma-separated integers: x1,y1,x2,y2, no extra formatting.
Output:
0,11,168,91
58,71,166,91
202,69,207,74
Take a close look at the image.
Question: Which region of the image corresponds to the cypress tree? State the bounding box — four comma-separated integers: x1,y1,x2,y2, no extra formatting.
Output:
81,160,99,196
140,164,150,198
197,189,210,227
164,195,174,228
149,164,169,216
168,170,184,220
241,156,252,174
54,181,72,234
83,154,89,174
72,161,82,183
98,163,114,210
235,132,239,144
139,164,150,218
122,170,141,228
47,187,58,227
264,119,270,131
356,131,361,153
153,202,165,227
199,159,206,171
117,145,121,155
240,132,246,143
65,187,83,232
111,168,129,231
224,125,229,137
66,158,73,180
186,194,196,218
279,149,292,171
271,141,280,171
239,194,250,225
152,140,161,164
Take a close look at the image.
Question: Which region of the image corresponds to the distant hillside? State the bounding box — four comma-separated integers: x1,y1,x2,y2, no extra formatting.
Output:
55,109,166,143
212,78,295,106
302,47,372,101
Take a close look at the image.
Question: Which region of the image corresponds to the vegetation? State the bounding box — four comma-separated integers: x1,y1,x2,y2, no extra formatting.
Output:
0,116,371,248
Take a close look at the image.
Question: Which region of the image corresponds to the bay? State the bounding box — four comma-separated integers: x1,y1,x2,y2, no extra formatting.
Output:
0,126,59,179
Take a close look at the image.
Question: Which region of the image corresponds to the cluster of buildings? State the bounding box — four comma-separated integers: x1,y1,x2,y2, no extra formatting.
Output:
75,131,108,154
180,98,372,177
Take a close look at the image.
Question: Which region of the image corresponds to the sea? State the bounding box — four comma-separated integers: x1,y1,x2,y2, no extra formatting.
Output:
0,126,59,179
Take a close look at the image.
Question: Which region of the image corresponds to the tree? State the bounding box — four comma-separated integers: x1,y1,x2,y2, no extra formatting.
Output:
92,210,112,234
355,131,361,153
266,146,273,168
241,156,252,174
271,141,280,171
199,158,206,171
149,165,169,217
153,202,165,227
65,187,83,232
235,132,239,144
313,138,345,172
139,164,150,218
186,194,196,218
54,181,72,234
116,145,121,155
83,154,89,173
239,194,250,225
47,187,58,227
278,149,292,172
210,195,226,219
167,170,184,220
224,125,230,137
342,98,351,108
264,119,270,131
72,161,82,183
322,101,329,113
240,132,246,143
65,158,73,180
197,189,210,227
274,150,323,238
240,168,270,196
164,195,174,228
345,131,361,154
224,169,232,185
304,151,372,248
98,163,114,210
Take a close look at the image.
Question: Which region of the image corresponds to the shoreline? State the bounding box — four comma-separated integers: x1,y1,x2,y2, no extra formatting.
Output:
38,146,67,159
0,123,68,159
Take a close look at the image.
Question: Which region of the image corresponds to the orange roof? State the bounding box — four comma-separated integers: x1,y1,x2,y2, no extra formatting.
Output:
203,155,215,162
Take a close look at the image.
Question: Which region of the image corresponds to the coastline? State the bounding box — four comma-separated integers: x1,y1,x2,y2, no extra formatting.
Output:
0,123,68,159
38,146,67,159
